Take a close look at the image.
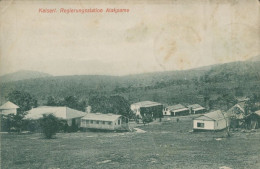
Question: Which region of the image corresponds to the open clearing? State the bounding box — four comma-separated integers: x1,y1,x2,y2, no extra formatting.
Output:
1,117,260,169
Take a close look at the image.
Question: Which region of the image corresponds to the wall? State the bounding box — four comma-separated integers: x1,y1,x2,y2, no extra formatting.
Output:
0,109,17,115
193,120,215,130
173,109,189,116
140,105,163,118
81,118,122,130
193,109,206,114
131,105,141,117
163,109,171,116
214,118,227,130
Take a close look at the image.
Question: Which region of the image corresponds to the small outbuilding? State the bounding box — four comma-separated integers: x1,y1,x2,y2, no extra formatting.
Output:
193,110,228,131
187,104,206,114
80,113,129,131
0,101,19,115
163,104,189,116
130,101,163,118
25,106,86,127
244,110,260,129
226,102,246,128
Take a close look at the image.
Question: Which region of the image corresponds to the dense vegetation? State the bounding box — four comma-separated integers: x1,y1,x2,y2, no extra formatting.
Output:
0,61,260,112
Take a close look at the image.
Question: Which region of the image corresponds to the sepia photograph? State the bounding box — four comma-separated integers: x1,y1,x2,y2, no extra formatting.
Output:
0,0,260,168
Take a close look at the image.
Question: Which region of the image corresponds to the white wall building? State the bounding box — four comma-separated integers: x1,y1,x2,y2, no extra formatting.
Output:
0,101,19,115
193,110,228,131
81,113,128,131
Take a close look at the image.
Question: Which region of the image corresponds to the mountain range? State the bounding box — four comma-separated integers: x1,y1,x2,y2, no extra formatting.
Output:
0,56,260,107
0,70,52,83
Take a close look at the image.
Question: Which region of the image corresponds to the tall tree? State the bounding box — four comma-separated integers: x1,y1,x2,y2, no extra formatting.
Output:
88,95,132,118
6,90,38,113
2,90,38,132
46,96,59,106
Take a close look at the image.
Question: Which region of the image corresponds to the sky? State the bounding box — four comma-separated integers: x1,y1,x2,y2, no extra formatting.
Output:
0,0,259,76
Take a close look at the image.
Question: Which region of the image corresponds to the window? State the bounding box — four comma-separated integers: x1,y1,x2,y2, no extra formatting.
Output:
108,122,112,125
118,120,120,125
90,120,93,124
85,120,89,124
102,121,105,124
96,121,99,124
197,122,204,128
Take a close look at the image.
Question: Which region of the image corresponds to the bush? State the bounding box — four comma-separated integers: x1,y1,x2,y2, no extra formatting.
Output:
39,114,59,139
0,114,14,132
142,114,153,125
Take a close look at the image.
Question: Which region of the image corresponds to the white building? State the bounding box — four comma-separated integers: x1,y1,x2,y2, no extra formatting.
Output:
25,106,86,126
193,110,228,131
0,101,19,115
81,113,129,131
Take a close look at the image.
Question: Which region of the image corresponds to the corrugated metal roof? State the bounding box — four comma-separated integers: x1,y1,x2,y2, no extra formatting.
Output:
254,110,260,116
166,104,187,111
236,102,245,112
132,101,162,108
82,113,121,121
25,106,86,120
193,107,206,111
195,110,225,121
0,101,19,109
187,104,204,109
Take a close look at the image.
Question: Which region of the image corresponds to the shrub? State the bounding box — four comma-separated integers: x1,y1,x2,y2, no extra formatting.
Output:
142,114,153,125
39,114,59,139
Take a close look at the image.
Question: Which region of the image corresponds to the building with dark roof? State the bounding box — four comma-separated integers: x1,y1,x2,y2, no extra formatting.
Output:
131,101,163,118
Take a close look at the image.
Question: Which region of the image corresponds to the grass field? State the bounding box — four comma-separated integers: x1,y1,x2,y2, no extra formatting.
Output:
1,117,260,169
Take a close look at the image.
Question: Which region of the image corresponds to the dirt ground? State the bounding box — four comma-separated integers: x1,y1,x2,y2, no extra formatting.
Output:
1,117,260,169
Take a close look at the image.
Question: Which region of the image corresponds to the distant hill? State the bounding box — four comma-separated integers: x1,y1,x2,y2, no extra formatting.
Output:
0,70,52,83
0,60,259,107
248,55,260,62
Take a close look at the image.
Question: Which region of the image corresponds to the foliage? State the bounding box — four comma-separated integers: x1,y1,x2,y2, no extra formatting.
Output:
45,96,86,112
142,114,153,125
0,114,28,132
0,90,38,132
0,114,15,132
219,93,237,111
1,61,260,113
6,90,38,112
88,95,133,118
39,114,59,139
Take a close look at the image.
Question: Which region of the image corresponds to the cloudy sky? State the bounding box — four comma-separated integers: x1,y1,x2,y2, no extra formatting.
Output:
0,0,259,76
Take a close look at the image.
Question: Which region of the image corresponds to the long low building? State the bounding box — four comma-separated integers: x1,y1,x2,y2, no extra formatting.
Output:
163,104,189,116
187,104,206,114
193,110,228,131
80,113,129,131
25,106,87,127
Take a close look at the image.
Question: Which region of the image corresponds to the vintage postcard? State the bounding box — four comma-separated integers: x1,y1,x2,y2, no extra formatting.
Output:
0,0,259,168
